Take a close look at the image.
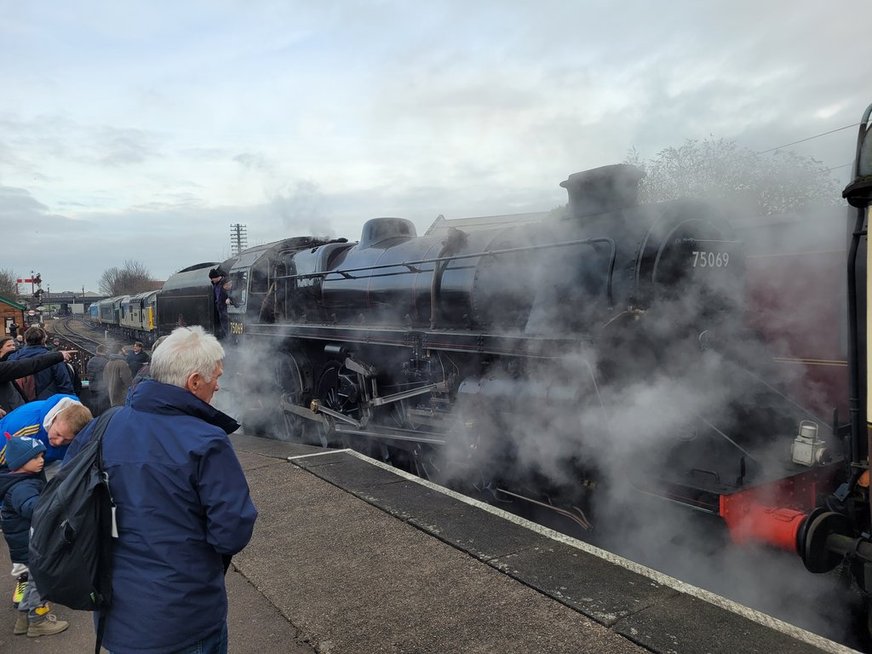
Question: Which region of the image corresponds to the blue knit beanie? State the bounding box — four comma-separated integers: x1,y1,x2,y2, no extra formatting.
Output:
4,435,46,471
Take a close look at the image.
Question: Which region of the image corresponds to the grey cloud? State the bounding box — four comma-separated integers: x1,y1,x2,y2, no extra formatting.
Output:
0,114,165,173
0,114,76,160
182,146,232,161
0,185,50,216
56,200,92,208
96,126,160,166
233,152,273,173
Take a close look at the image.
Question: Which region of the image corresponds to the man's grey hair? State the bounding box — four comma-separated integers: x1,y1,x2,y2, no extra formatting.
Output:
149,326,225,388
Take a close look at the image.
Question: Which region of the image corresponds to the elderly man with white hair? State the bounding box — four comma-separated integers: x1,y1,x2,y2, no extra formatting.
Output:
64,326,257,654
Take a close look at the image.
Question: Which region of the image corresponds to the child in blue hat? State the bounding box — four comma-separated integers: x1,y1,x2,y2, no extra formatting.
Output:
1,434,70,637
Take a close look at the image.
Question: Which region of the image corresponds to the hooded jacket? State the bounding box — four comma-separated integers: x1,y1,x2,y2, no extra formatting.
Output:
64,379,257,653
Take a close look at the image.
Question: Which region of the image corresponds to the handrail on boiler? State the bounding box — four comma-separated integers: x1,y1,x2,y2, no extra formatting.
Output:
273,237,618,322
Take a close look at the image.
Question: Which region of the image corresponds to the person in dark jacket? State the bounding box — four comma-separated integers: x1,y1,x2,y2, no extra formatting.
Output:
129,335,169,392
64,325,257,653
125,341,149,377
86,345,110,415
8,327,74,399
209,268,231,340
1,435,70,637
0,337,76,415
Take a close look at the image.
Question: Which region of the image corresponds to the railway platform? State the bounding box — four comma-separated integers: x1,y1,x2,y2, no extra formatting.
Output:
0,434,859,653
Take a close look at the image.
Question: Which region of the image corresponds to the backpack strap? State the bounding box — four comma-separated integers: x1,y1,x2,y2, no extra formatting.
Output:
95,615,107,654
91,406,123,448
89,407,121,654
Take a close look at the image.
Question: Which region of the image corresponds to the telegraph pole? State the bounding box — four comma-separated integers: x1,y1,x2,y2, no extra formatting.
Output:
230,224,248,255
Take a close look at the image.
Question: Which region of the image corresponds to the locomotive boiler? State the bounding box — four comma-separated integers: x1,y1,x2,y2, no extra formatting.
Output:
224,163,832,528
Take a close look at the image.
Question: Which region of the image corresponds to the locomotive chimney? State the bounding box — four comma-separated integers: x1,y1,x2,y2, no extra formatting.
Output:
560,164,645,218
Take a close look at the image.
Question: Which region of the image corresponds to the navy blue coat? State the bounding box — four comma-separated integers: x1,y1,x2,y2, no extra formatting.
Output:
0,473,44,564
9,345,74,399
65,379,257,653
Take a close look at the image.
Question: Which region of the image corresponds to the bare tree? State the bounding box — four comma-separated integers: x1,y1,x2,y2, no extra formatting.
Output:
0,268,18,299
99,260,154,295
624,138,841,215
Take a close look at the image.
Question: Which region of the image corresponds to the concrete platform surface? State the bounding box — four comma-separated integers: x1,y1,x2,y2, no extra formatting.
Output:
0,433,860,653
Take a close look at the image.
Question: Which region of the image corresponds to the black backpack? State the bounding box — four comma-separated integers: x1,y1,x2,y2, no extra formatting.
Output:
28,407,121,653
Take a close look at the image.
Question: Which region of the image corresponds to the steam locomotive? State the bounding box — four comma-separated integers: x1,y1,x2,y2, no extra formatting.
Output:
90,112,872,627
204,163,842,550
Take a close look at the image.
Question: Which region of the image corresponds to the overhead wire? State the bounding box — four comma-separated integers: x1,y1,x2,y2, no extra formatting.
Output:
757,122,860,154
755,121,861,173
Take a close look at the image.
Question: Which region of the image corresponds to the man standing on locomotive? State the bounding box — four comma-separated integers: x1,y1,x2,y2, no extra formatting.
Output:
208,268,230,340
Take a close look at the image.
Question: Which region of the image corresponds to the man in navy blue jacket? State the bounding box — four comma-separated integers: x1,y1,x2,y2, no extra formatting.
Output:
65,326,257,654
8,326,74,399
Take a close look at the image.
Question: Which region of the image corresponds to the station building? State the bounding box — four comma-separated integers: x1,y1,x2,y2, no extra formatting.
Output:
0,295,26,336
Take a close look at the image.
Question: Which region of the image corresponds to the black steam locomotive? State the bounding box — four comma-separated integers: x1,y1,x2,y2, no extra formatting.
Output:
88,103,872,632
212,163,841,549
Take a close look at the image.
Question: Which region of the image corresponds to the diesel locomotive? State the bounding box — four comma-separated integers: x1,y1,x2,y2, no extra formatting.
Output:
91,262,221,343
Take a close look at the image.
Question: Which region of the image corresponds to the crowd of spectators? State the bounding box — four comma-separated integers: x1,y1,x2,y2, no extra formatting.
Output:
0,322,254,650
0,326,160,419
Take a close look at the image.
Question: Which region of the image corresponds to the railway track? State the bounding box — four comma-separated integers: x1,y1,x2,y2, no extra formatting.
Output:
47,316,106,354
43,316,111,377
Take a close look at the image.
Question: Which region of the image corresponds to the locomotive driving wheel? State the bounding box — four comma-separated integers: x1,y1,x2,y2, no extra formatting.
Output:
274,352,308,441
315,360,361,448
239,350,308,440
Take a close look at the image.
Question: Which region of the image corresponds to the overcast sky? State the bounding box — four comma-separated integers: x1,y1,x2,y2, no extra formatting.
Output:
1,1,871,293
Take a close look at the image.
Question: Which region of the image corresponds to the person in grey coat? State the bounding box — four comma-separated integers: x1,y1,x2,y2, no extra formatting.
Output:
104,347,133,407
